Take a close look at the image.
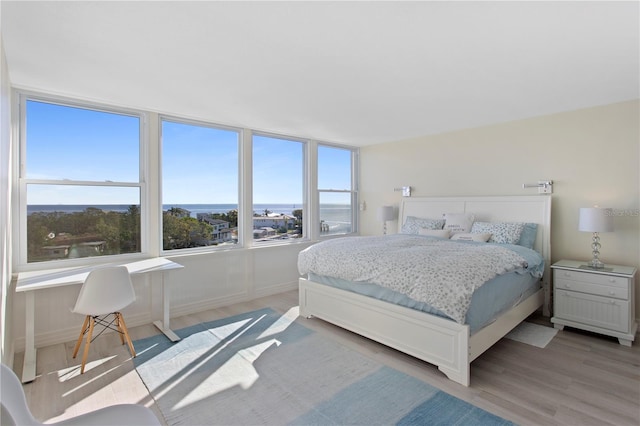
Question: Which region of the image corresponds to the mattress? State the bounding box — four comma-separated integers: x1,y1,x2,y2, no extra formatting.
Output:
307,270,541,333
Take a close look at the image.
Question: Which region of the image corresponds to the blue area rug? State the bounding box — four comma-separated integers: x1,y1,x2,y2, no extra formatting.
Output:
133,308,514,425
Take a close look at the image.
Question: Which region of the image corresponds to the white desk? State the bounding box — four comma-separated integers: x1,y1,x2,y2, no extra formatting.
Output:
16,257,183,383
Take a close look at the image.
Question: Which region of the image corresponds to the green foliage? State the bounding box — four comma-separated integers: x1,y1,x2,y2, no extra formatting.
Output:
26,206,259,261
162,212,214,249
26,206,141,263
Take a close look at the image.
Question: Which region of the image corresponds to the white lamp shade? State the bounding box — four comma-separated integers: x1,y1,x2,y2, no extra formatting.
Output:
377,206,395,222
579,207,613,232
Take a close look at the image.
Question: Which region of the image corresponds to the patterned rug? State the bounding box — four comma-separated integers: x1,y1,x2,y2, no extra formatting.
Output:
133,307,514,425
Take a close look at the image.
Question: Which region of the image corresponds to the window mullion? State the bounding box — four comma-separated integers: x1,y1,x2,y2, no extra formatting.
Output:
240,129,252,247
307,141,318,241
23,179,141,187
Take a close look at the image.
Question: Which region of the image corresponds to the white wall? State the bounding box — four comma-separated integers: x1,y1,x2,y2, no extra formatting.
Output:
359,100,640,318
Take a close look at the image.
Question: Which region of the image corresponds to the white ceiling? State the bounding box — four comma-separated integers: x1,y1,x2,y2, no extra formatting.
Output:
2,1,638,147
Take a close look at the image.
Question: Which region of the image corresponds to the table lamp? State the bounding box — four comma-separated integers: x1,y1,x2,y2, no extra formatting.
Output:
578,207,613,269
377,206,394,235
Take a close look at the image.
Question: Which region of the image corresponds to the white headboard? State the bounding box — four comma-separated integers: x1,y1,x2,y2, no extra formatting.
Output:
398,195,552,314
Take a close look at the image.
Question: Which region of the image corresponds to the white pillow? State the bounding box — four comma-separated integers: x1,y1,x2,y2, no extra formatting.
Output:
418,229,451,239
451,232,492,242
443,213,475,235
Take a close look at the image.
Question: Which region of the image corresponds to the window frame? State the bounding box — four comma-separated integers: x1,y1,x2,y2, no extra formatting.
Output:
250,130,308,246
317,142,359,238
14,91,149,270
159,115,243,255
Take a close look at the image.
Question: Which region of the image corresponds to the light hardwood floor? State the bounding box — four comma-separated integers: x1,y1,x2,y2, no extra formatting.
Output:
12,289,640,426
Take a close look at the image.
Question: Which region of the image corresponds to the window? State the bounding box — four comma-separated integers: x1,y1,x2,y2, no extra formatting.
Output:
252,134,304,243
161,118,240,251
21,98,143,264
318,144,357,235
16,91,359,266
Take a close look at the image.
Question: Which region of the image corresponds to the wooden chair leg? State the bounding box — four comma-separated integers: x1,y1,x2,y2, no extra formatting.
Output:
115,313,125,345
80,317,95,374
117,313,136,358
72,315,90,358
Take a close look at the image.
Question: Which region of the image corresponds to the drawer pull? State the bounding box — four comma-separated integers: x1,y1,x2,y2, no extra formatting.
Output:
609,278,616,283
609,291,616,296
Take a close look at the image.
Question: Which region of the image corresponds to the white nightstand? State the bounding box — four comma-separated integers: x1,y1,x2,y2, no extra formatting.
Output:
551,260,637,346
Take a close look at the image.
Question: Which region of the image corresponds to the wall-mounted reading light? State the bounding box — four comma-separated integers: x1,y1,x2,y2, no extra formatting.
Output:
522,180,553,194
394,186,412,197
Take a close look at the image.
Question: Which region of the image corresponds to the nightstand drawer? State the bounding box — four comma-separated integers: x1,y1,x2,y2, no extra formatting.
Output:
554,290,630,333
553,269,629,288
554,278,629,300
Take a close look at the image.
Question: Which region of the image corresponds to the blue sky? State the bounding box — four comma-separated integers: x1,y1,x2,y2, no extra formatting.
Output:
26,100,352,205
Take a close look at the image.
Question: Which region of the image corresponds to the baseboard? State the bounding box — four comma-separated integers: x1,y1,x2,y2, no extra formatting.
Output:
170,281,297,318
254,280,298,299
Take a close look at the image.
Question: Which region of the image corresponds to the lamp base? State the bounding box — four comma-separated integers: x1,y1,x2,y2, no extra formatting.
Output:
587,258,605,269
587,232,605,270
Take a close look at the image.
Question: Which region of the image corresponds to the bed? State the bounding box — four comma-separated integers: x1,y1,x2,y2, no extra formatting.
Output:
298,195,551,386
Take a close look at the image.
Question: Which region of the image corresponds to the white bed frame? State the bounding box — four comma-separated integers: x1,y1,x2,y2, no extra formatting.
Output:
299,195,551,386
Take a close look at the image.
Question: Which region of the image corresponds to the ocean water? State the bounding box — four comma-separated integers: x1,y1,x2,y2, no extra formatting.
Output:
28,203,352,226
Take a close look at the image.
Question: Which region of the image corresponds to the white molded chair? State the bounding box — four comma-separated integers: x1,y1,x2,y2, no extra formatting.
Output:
1,363,161,425
71,266,137,374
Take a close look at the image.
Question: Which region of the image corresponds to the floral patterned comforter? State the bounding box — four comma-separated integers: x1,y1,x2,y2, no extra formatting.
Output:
298,234,535,324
